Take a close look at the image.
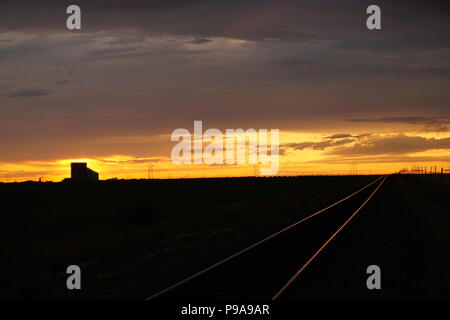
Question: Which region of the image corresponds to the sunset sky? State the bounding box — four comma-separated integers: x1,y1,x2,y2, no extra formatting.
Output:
1,0,449,181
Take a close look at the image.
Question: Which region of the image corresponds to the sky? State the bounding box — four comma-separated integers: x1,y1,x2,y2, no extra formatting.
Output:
0,0,449,181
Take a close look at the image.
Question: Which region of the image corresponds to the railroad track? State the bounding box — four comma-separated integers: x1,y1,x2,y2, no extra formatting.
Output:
146,175,388,300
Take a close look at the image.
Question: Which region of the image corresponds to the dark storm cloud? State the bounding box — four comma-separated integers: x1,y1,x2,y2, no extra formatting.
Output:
347,116,446,124
0,0,210,12
1,0,449,42
1,0,450,163
324,134,353,139
2,1,450,73
329,134,450,156
283,133,372,152
354,133,373,138
309,154,450,165
282,133,450,157
347,117,450,132
188,37,212,45
283,138,355,151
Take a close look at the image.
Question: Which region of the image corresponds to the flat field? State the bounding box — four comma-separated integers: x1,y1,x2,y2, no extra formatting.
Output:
0,175,448,299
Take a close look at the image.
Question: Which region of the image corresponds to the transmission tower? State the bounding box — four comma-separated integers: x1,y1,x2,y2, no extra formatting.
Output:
148,163,154,179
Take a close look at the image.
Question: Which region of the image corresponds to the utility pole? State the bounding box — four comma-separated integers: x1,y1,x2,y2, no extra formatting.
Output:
148,163,154,179
254,164,259,177
350,163,357,176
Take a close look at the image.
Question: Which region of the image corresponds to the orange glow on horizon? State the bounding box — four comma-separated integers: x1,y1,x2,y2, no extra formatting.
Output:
1,129,450,182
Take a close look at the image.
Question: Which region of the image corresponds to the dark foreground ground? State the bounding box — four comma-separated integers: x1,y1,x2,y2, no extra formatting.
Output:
0,174,449,299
